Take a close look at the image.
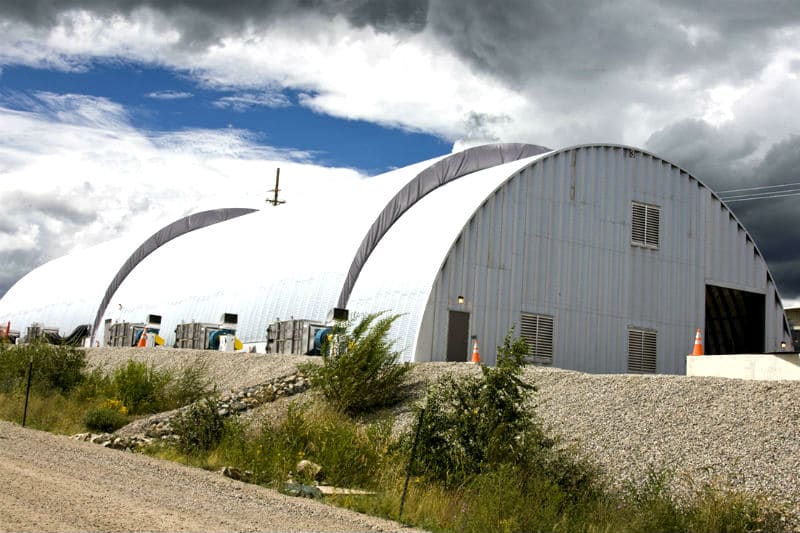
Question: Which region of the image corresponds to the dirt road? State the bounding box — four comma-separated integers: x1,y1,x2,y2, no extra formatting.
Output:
0,421,420,533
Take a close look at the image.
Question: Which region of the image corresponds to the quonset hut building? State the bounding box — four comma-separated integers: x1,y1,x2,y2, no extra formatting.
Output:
0,143,792,374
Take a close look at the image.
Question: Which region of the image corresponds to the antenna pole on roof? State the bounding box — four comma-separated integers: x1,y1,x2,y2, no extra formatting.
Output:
267,167,286,206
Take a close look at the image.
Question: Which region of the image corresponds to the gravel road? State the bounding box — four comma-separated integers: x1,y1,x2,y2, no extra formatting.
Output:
0,420,423,533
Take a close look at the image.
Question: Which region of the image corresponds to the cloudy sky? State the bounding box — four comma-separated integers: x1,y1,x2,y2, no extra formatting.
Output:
0,1,799,305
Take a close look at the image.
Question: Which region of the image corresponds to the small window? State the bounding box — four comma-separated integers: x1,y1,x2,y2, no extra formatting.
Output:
628,328,657,373
632,202,660,248
520,312,554,364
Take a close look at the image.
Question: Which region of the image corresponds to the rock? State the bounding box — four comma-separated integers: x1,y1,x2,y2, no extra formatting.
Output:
296,459,322,481
221,466,253,482
283,482,322,499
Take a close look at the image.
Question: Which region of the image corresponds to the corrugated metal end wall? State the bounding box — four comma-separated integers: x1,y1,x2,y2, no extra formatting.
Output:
416,145,790,373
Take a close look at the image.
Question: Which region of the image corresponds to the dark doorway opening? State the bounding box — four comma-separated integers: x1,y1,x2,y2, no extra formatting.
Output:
446,310,470,362
705,285,765,354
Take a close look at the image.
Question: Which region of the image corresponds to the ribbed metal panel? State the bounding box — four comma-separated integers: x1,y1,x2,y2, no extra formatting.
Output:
422,145,790,373
347,156,547,362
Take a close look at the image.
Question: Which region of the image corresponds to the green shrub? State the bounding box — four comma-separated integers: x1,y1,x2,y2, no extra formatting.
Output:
0,341,88,395
413,330,534,482
112,360,172,414
73,366,115,401
301,312,411,415
408,328,600,500
239,402,395,488
172,397,225,454
166,358,214,407
685,485,787,533
83,407,129,433
616,470,789,533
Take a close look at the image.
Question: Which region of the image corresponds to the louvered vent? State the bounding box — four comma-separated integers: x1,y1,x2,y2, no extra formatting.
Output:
628,328,657,373
520,312,554,364
631,202,660,248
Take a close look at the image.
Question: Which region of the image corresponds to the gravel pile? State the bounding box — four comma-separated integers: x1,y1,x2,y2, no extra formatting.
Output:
88,348,800,516
527,367,800,513
86,347,320,392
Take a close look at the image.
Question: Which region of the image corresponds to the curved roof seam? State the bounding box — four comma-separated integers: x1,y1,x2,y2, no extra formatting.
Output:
90,207,258,342
337,142,551,308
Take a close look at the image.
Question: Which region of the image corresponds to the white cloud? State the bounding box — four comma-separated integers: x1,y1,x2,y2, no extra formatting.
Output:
0,9,526,143
0,6,797,153
0,95,366,295
213,91,290,111
146,90,193,99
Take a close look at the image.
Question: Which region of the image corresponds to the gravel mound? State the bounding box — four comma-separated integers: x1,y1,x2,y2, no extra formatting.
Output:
528,368,800,514
86,347,320,392
88,348,800,517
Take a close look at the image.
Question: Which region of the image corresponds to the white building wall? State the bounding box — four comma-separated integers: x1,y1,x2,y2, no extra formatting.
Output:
421,145,787,373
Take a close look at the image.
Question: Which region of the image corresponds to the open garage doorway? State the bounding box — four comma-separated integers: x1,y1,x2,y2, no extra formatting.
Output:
705,285,765,354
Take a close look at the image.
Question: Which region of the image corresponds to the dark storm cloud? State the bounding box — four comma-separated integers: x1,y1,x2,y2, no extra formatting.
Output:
0,248,49,298
647,126,800,300
645,119,762,190
0,0,430,44
1,191,98,226
735,136,800,265
426,1,799,90
0,191,99,298
2,0,796,86
2,1,795,115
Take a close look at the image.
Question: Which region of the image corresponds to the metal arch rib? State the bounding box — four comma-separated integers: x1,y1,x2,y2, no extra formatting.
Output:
90,208,257,343
337,143,550,308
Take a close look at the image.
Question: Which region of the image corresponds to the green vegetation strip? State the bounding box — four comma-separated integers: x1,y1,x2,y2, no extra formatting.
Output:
0,323,790,533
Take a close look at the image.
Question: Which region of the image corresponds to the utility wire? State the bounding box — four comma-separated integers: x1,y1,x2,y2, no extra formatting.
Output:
720,190,800,203
717,181,800,194
716,180,800,203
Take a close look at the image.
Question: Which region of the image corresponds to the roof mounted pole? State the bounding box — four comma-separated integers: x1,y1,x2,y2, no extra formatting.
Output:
267,168,286,206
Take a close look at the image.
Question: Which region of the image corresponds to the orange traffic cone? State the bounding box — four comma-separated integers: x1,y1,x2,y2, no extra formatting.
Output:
691,328,704,356
470,339,481,364
137,329,147,347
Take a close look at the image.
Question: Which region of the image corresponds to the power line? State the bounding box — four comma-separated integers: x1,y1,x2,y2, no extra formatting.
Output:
721,190,800,203
717,181,800,194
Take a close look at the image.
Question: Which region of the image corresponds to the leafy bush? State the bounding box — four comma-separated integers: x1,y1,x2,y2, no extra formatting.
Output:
112,360,172,414
411,329,597,497
411,330,536,483
166,358,214,407
72,366,115,402
172,397,225,454
230,402,395,488
83,407,129,433
0,341,87,395
301,312,411,415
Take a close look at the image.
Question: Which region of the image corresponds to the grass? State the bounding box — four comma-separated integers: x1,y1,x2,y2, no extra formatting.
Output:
332,468,787,533
145,394,789,533
0,391,100,434
0,344,213,434
158,401,397,489
0,341,789,532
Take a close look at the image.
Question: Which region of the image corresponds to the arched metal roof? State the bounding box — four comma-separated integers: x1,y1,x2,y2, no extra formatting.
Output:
90,208,256,342
337,142,550,308
347,154,550,361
